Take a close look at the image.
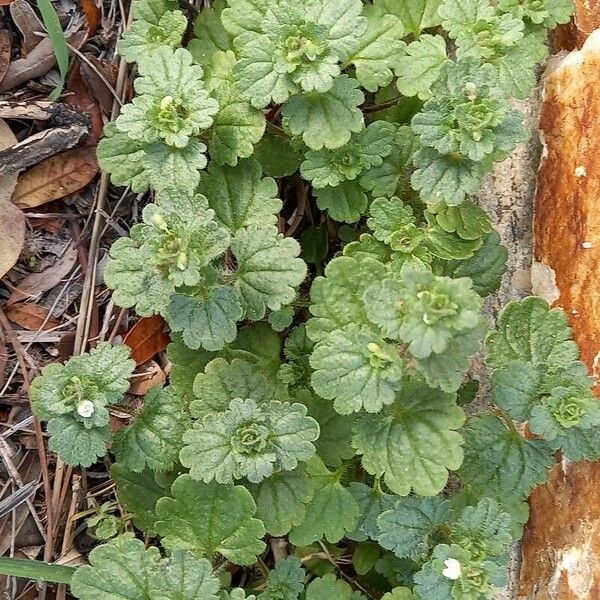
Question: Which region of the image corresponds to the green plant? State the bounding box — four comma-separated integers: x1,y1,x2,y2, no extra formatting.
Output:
25,0,588,599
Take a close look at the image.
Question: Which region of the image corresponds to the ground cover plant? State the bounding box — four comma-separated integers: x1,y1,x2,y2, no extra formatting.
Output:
9,0,597,598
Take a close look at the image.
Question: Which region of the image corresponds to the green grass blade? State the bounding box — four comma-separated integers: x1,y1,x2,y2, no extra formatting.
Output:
36,0,70,100
0,557,76,584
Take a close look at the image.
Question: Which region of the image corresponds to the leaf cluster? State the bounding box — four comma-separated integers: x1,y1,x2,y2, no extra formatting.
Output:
26,1,585,600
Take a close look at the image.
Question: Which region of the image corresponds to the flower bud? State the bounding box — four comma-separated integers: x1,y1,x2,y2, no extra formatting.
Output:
151,213,168,231
464,82,477,101
160,95,174,110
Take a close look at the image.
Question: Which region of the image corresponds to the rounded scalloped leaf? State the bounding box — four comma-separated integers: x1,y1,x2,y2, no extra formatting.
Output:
282,75,365,150
155,474,266,564
353,379,465,496
191,357,287,418
232,225,307,320
310,324,404,414
180,398,319,484
307,254,388,342
199,159,280,232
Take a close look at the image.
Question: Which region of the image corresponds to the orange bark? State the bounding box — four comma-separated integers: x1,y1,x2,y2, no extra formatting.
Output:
519,23,600,600
553,0,600,50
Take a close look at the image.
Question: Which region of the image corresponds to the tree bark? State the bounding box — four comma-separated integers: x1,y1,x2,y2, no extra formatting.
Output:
552,0,600,51
518,23,600,600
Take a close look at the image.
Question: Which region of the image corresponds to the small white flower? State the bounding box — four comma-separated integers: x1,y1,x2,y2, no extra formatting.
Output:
77,400,95,418
442,558,462,580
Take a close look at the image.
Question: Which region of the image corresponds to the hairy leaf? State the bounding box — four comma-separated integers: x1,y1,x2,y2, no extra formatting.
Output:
310,324,404,414
262,556,305,600
353,379,465,496
395,35,447,99
300,390,355,467
459,415,555,501
249,467,314,536
189,0,232,66
314,181,368,224
181,398,319,483
200,158,280,232
71,536,221,600
168,286,244,351
377,0,443,35
282,76,365,150
347,6,406,92
376,496,451,560
451,497,512,558
191,357,286,418
70,536,160,600
112,385,187,472
360,126,418,198
232,225,306,320
445,231,507,296
119,9,187,63
486,296,579,370
289,458,360,545
305,574,355,600
307,255,388,342
254,133,302,178
302,121,396,189
156,474,266,564
347,482,396,542
205,51,266,166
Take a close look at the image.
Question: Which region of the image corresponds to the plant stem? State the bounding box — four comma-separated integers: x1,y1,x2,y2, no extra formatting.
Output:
363,96,402,113
265,121,290,138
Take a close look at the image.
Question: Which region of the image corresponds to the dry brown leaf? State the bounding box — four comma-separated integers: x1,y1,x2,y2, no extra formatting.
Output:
0,453,42,555
65,62,103,145
0,216,23,277
124,315,171,365
81,0,101,36
12,146,98,208
80,54,119,117
9,0,43,53
0,30,10,83
0,119,25,279
129,360,166,395
7,243,78,304
5,303,60,330
30,216,63,234
0,31,86,93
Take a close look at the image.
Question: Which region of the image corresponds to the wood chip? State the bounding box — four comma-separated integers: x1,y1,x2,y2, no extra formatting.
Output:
0,123,89,176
